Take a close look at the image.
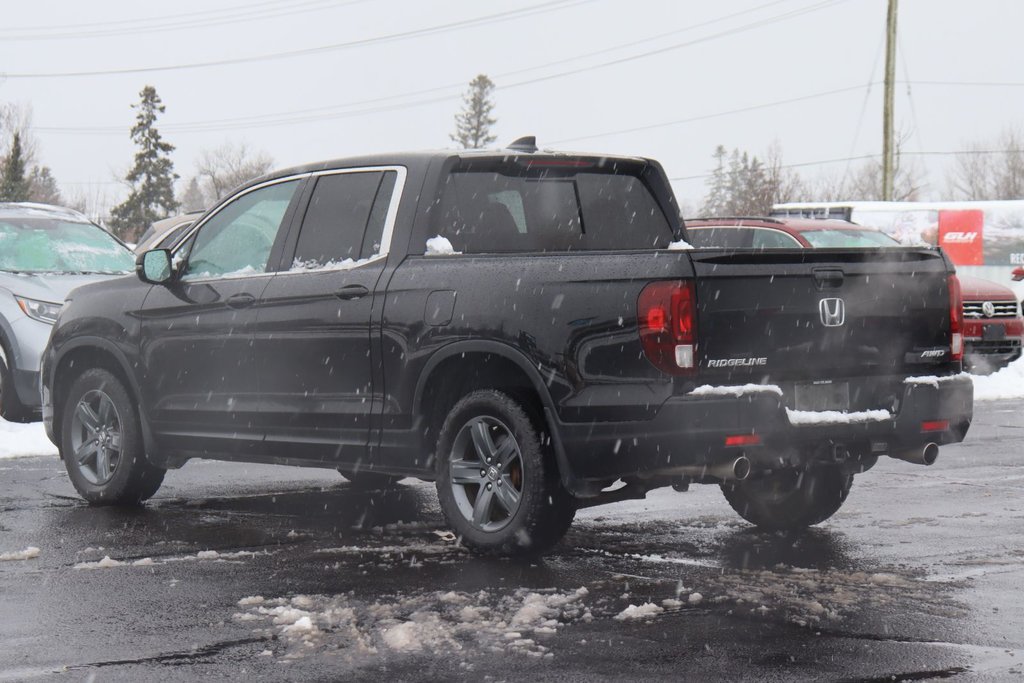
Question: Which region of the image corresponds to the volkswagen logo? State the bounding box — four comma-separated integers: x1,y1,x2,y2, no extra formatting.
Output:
982,301,996,318
819,298,846,327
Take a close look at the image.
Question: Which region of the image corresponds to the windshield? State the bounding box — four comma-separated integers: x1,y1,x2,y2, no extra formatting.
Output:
0,217,134,274
801,229,901,248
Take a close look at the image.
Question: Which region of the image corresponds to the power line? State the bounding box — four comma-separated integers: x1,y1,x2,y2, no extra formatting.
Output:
0,0,592,79
1,0,310,32
32,0,853,137
499,0,852,92
550,84,875,145
670,149,1024,183
0,0,371,41
32,0,810,134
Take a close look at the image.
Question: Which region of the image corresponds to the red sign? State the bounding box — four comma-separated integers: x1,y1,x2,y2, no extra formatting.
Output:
938,210,984,266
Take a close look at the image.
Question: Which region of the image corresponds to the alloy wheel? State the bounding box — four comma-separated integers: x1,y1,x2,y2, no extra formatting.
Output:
69,389,124,485
448,415,525,532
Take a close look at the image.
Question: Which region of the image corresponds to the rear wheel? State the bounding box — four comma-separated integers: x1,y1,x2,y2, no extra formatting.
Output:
435,390,575,555
0,346,33,423
60,369,165,505
721,466,852,531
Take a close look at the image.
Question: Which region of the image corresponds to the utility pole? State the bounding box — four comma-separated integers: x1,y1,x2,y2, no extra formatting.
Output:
881,0,898,201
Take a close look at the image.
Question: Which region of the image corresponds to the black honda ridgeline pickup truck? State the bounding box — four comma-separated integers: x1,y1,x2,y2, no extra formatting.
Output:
41,140,973,555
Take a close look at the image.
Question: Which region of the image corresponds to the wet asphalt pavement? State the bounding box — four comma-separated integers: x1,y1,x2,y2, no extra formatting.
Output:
1,400,1022,682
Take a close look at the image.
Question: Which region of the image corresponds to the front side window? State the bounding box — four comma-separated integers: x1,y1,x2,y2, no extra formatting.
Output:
182,180,300,280
0,218,133,274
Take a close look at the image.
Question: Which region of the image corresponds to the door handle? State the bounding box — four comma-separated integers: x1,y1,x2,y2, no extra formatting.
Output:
225,292,256,309
335,285,370,301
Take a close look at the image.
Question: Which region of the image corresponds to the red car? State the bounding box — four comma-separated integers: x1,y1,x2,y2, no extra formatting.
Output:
686,217,1023,373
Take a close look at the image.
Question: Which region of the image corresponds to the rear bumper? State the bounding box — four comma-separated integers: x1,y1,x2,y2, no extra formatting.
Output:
964,339,1021,370
556,374,973,484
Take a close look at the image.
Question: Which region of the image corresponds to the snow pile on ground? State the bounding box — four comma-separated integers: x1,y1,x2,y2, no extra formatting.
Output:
74,555,124,570
0,546,40,561
690,384,783,398
786,408,890,426
424,235,460,256
614,602,663,621
697,565,955,628
972,356,1024,401
0,419,58,459
237,587,592,660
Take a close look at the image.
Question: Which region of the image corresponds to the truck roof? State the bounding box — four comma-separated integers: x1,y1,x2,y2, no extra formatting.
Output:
245,148,651,190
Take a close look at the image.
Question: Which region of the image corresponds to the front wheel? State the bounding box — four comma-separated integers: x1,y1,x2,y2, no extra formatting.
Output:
721,466,852,531
59,369,165,505
435,390,575,555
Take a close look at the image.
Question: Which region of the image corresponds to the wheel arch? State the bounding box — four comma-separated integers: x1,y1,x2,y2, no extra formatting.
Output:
51,337,162,465
413,340,583,494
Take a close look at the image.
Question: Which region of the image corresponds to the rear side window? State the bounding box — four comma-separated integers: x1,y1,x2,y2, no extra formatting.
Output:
685,227,754,249
802,229,901,248
433,167,672,253
291,171,395,269
751,228,802,249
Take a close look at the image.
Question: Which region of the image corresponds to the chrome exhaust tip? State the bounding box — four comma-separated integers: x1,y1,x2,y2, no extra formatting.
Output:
675,455,751,483
890,442,939,466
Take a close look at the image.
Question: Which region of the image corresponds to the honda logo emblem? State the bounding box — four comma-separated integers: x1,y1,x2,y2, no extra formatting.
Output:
819,298,846,327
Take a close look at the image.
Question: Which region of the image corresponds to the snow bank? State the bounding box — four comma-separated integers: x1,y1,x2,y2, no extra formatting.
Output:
0,419,58,459
972,356,1024,401
614,603,664,621
667,239,694,250
786,408,890,426
424,235,460,256
74,555,124,570
690,384,783,398
237,586,591,660
0,546,40,561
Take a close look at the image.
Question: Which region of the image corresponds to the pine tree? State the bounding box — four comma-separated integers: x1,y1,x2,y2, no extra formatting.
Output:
0,133,30,202
180,177,205,212
27,166,62,205
451,74,497,149
109,86,179,241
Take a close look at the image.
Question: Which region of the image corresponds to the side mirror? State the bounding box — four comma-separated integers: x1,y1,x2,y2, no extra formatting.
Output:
136,249,174,285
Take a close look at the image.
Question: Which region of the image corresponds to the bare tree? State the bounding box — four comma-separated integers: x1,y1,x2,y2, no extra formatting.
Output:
947,127,1024,200
451,74,497,149
193,141,274,204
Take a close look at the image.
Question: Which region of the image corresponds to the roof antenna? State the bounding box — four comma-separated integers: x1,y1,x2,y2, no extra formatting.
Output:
507,135,538,153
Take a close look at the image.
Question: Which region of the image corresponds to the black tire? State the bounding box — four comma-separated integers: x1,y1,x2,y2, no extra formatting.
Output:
339,469,404,489
59,369,165,505
0,348,34,423
435,389,575,556
721,466,852,531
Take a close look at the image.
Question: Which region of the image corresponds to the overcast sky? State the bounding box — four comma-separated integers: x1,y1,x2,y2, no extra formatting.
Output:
1,0,1022,214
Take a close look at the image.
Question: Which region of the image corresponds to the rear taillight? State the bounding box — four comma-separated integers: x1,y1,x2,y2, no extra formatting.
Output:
948,274,964,362
638,280,697,375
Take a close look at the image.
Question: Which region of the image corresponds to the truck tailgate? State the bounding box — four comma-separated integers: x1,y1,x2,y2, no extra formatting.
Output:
689,248,954,392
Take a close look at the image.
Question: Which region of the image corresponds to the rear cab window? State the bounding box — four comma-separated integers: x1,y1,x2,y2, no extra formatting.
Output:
430,158,674,253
